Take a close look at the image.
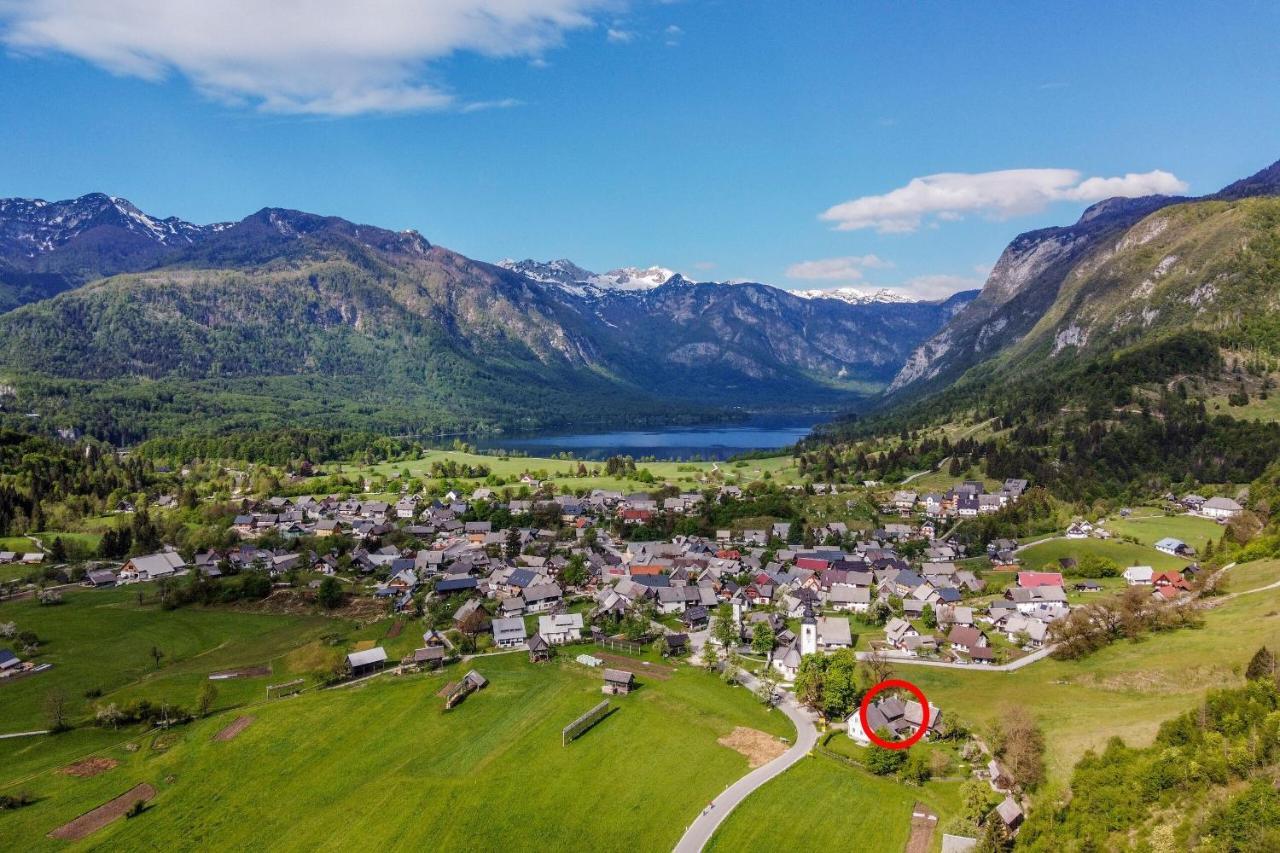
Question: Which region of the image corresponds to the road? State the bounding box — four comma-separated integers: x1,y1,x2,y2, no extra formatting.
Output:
672,669,818,853
858,645,1056,672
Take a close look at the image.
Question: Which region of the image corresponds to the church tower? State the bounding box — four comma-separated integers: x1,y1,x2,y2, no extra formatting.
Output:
800,603,817,657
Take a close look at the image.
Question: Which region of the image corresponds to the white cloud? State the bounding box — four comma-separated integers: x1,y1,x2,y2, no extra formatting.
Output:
0,0,613,116
664,24,683,46
889,274,983,300
820,168,1188,233
606,27,634,43
461,98,524,113
785,254,893,282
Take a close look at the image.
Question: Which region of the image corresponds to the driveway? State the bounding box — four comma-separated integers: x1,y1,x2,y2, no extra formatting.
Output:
672,670,818,853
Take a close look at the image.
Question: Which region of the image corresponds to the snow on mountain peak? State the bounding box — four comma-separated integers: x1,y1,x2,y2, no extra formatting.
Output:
498,259,680,296
791,286,918,305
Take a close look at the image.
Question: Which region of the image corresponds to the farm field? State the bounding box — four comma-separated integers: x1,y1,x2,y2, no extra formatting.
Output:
0,652,795,852
1102,513,1223,551
1017,537,1187,572
900,564,1280,783
707,749,958,852
0,586,339,731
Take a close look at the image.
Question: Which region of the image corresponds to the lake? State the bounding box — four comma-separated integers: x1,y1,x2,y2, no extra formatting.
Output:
466,414,827,460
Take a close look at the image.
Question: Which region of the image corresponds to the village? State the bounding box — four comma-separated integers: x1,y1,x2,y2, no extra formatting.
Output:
0,456,1244,852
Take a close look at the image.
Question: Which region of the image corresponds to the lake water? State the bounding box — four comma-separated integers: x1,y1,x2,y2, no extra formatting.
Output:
467,414,827,460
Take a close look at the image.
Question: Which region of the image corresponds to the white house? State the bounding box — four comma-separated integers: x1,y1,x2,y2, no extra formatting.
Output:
1123,565,1154,586
119,551,187,584
1201,497,1243,520
537,613,584,645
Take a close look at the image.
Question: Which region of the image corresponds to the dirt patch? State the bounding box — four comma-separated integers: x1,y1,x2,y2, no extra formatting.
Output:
717,727,787,768
231,589,385,622
208,666,271,680
214,716,255,742
48,783,156,841
352,639,376,652
593,653,674,681
61,758,119,778
385,620,404,639
904,802,938,853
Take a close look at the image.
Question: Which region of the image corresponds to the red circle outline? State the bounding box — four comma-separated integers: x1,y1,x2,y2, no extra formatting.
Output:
857,678,930,750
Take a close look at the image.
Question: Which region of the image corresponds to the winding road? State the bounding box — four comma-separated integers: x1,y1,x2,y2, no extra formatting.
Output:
672,669,819,853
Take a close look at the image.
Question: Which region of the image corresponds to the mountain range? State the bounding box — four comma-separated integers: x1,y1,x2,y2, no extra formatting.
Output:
888,158,1280,398
0,196,975,442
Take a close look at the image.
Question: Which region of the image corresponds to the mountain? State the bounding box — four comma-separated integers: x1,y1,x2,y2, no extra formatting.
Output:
790,287,919,306
0,193,223,312
888,158,1280,397
0,196,976,442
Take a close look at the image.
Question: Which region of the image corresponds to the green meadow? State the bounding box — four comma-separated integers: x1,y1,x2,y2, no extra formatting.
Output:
1017,537,1186,572
1101,512,1223,551
0,586,337,732
901,564,1280,783
0,652,794,852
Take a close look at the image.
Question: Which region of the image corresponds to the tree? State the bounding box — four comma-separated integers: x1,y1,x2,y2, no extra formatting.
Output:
561,553,588,588
751,623,775,657
197,681,218,717
701,640,720,672
1246,646,1277,681
921,604,937,630
900,748,933,785
711,603,738,648
865,736,907,775
149,645,164,669
458,608,488,638
821,649,863,719
976,810,1014,853
654,635,670,658
45,689,70,733
994,706,1045,790
316,576,344,609
505,527,521,560
793,654,826,712
756,667,780,707
49,536,66,563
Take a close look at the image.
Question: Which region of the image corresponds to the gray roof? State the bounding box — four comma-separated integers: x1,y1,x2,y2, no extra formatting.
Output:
347,647,388,667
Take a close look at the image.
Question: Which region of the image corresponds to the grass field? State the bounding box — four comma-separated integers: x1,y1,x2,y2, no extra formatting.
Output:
708,749,960,852
1017,537,1187,572
311,448,805,496
0,652,796,851
1102,513,1223,551
0,586,339,731
899,565,1280,783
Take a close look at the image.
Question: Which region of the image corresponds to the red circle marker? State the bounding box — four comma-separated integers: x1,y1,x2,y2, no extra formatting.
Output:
858,678,930,750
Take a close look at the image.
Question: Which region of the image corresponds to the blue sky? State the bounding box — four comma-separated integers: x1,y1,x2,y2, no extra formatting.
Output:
1,0,1277,298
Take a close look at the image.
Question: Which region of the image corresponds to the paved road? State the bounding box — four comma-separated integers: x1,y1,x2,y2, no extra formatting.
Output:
859,645,1056,672
672,671,818,853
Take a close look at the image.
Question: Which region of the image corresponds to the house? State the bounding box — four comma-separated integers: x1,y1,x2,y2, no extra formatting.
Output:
119,551,187,583
523,583,564,613
1123,565,1154,586
1065,521,1092,539
828,584,871,613
995,796,1024,831
1201,496,1243,519
682,605,709,630
602,668,635,695
1155,537,1194,557
527,633,551,663
538,613,584,645
947,626,989,656
347,647,388,677
885,617,919,649
82,569,117,588
492,617,528,649
815,616,853,649
408,646,445,669
849,694,943,744
1016,571,1063,589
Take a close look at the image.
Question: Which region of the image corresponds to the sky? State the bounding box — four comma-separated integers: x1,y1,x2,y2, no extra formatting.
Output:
0,0,1277,299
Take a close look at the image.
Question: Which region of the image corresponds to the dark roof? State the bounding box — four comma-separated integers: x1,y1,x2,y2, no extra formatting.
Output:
436,577,478,593
603,668,634,684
